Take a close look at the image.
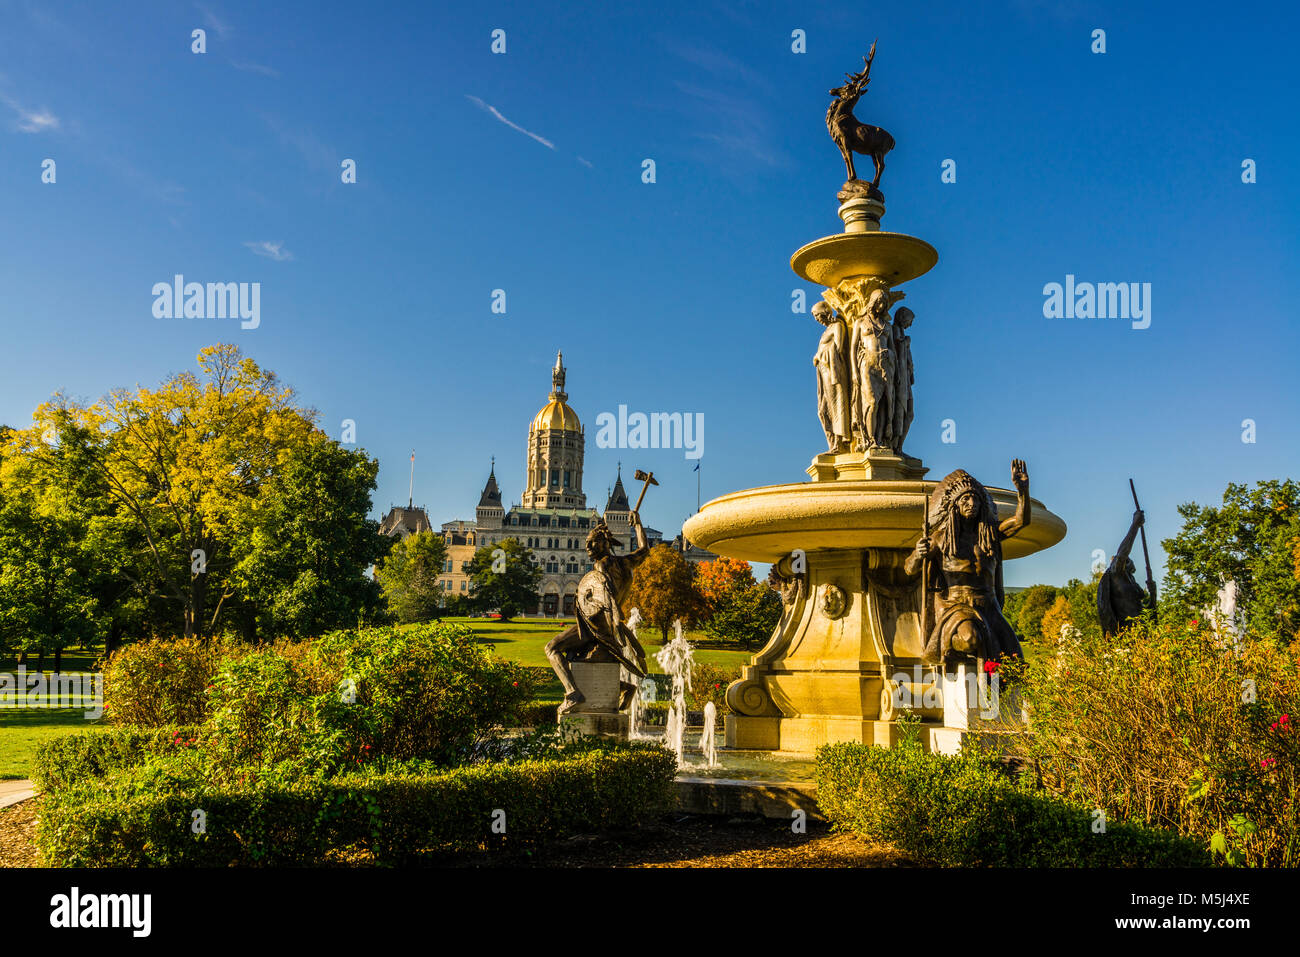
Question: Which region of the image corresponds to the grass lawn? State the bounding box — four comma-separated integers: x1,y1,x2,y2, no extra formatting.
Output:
0,657,108,779
0,644,105,673
0,710,105,780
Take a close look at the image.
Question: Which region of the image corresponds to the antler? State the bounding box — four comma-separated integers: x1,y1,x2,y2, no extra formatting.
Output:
843,39,878,93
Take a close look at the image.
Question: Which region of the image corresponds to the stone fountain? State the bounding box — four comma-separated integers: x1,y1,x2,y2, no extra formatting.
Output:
682,42,1066,755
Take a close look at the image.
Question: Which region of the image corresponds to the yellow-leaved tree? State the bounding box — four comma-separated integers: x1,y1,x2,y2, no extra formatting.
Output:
14,345,315,638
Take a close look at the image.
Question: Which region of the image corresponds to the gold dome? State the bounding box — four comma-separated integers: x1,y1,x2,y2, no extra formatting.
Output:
531,398,581,433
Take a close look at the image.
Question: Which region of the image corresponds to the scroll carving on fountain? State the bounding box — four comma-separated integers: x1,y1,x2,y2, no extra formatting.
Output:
682,40,1067,754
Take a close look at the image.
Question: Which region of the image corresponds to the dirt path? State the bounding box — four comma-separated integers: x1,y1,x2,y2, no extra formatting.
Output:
0,800,39,868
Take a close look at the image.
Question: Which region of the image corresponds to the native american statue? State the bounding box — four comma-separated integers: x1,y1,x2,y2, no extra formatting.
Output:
1098,508,1155,638
812,301,852,452
826,40,895,193
904,462,1032,665
545,513,650,713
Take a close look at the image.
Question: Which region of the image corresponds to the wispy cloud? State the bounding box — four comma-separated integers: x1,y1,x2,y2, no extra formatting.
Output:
465,95,555,150
261,114,338,175
196,2,231,40
231,60,279,78
0,91,59,133
244,240,293,261
577,156,593,169
673,81,784,168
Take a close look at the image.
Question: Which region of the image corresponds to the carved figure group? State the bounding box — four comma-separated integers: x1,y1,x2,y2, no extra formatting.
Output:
813,287,915,455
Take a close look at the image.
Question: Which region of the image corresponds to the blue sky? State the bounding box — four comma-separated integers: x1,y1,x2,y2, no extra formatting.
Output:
0,0,1296,587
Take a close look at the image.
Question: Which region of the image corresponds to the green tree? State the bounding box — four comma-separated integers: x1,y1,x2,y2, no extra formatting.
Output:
1163,480,1300,643
0,417,106,668
1008,583,1060,642
1061,574,1104,640
466,537,542,621
702,580,782,649
374,530,448,624
228,436,387,638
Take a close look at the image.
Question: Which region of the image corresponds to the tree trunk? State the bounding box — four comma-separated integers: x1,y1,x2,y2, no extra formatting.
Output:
190,568,206,640
54,645,62,672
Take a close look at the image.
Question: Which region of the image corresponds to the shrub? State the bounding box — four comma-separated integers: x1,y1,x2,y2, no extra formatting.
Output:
816,740,1208,867
687,663,739,713
308,622,537,768
202,647,336,782
32,727,201,793
1006,616,1300,867
518,702,559,727
100,637,231,727
36,745,676,867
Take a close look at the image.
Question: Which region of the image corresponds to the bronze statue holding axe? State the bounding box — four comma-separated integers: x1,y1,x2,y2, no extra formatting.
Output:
545,469,659,714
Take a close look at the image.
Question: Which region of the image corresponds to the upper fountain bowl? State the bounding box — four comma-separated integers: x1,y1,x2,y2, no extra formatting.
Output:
791,231,938,287
682,479,1066,563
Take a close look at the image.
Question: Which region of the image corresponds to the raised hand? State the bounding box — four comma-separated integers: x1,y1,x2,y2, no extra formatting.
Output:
1011,459,1029,491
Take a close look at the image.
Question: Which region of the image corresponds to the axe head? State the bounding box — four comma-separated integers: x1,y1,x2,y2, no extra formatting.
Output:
633,469,658,486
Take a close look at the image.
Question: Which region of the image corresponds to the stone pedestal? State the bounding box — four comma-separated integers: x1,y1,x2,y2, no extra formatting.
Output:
808,449,928,483
557,661,632,737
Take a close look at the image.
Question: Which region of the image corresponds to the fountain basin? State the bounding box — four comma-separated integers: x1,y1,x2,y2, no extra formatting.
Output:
791,230,938,286
682,479,1066,563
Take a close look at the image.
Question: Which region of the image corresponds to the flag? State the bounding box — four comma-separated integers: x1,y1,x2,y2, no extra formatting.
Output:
693,462,700,471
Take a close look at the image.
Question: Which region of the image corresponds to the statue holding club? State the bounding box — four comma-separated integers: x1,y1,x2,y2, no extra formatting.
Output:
546,469,660,715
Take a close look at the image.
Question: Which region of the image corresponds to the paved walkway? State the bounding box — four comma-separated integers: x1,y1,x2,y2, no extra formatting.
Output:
0,780,35,808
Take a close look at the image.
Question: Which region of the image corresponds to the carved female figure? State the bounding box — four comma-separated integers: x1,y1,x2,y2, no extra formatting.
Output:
849,288,895,451
812,302,852,452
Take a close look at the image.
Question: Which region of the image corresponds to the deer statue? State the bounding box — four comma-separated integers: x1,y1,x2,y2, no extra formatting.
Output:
826,40,895,191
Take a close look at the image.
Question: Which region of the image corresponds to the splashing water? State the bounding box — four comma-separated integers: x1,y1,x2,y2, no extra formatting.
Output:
654,619,695,763
700,701,718,768
624,608,652,739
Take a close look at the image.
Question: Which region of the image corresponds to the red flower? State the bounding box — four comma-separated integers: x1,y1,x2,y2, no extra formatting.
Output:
1190,619,1199,627
512,681,518,687
983,660,1000,674
1261,758,1277,770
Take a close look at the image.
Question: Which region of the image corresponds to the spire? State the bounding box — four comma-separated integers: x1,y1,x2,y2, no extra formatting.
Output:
551,349,567,400
478,459,502,508
408,449,415,509
605,470,630,512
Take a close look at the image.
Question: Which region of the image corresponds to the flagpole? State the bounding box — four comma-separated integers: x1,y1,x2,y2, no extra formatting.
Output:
408,450,415,509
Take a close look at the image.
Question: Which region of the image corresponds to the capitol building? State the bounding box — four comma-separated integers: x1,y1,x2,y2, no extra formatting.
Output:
422,352,668,617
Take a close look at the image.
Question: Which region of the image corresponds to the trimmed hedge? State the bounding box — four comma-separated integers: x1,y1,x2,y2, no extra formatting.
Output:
816,741,1211,867
37,746,676,867
32,727,201,793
